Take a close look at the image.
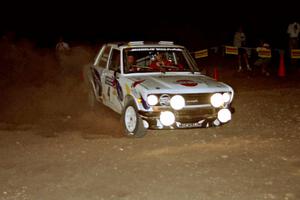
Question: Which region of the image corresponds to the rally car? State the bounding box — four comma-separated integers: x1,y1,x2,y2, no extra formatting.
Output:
85,41,234,137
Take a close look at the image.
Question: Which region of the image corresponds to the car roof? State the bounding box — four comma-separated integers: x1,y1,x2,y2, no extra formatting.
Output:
105,41,185,49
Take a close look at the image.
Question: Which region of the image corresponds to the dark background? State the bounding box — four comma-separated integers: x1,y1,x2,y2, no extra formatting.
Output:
1,1,299,50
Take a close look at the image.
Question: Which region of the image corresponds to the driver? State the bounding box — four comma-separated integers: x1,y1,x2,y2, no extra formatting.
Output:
126,55,136,72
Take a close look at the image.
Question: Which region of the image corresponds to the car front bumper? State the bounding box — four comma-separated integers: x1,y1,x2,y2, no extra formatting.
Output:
138,106,233,129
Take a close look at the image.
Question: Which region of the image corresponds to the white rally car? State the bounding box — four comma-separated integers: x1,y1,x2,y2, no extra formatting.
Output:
85,41,234,137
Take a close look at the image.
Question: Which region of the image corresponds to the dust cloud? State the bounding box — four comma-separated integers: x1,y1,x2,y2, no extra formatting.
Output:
0,37,122,137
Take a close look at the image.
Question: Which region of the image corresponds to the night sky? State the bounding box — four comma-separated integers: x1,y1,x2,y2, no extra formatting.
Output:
1,1,299,50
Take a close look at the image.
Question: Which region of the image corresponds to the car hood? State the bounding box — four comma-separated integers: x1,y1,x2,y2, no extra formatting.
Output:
127,74,232,94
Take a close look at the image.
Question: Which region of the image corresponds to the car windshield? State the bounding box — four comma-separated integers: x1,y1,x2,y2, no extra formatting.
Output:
123,47,199,74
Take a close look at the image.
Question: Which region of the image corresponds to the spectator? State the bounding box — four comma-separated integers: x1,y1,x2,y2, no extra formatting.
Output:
254,40,271,76
233,26,251,72
55,37,70,69
56,36,70,53
287,21,300,50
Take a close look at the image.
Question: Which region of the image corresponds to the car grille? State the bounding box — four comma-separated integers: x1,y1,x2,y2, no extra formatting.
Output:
154,93,213,107
174,108,214,116
181,93,212,105
174,108,217,123
140,107,217,124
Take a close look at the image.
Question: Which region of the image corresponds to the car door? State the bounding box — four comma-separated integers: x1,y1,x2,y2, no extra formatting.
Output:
91,45,111,100
102,48,122,113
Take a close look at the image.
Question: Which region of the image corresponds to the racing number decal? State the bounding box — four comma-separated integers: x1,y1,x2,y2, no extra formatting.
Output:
105,76,123,102
115,81,123,102
105,76,115,87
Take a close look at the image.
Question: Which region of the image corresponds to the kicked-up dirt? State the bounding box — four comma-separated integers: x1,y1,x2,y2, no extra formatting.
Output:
0,39,299,200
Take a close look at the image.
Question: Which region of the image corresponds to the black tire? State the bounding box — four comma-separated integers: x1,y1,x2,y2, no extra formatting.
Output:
121,98,147,138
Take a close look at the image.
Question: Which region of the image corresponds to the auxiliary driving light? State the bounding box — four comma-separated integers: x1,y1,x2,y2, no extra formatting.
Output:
160,111,175,126
217,109,231,123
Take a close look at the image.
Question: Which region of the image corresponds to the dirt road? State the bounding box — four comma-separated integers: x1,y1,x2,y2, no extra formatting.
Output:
0,43,300,199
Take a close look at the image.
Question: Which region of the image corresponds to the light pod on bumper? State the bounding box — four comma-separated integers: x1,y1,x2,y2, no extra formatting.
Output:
160,111,175,126
217,109,231,123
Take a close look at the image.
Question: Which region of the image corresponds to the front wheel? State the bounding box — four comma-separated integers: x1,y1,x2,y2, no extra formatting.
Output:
121,99,147,138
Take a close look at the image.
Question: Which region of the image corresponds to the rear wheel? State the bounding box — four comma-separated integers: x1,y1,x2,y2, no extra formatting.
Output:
121,98,147,138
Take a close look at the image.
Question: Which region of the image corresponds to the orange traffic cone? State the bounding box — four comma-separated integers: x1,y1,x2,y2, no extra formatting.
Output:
278,50,286,77
213,66,219,80
214,67,219,80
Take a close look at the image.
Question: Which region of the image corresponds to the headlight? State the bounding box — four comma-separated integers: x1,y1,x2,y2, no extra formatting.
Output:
217,109,231,123
170,95,185,110
210,93,224,108
160,111,175,126
222,93,231,103
147,95,158,106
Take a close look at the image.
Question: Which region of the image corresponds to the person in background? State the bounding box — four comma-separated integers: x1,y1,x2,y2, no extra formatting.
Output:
233,26,251,72
55,36,71,69
56,36,70,53
287,21,300,70
287,21,300,50
254,40,271,76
